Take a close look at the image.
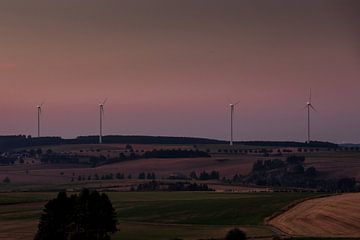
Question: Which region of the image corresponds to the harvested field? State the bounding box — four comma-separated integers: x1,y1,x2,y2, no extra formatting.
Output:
269,193,360,238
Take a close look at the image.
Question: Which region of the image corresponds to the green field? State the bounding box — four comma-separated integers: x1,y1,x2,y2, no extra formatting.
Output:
0,191,319,240
109,192,315,225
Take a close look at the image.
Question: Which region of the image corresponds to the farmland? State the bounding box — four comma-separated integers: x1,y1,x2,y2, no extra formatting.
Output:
1,143,360,239
269,193,360,238
1,143,360,190
0,191,317,240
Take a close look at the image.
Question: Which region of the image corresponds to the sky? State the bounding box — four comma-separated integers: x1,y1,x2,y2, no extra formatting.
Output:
0,0,359,142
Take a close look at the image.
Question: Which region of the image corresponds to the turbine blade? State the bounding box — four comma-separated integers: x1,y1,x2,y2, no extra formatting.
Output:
102,98,108,105
309,88,312,103
234,100,240,106
310,104,317,112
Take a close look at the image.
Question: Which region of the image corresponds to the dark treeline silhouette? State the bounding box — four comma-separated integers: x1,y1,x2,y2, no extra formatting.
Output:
1,148,210,167
34,189,117,240
0,135,339,151
75,135,223,145
238,141,338,148
0,136,63,151
0,135,222,151
143,149,210,158
135,180,213,192
190,170,220,180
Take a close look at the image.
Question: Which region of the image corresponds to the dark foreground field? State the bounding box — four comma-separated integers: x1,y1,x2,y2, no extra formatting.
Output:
0,192,318,240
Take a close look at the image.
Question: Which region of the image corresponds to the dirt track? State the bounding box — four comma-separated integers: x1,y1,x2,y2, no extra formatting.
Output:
269,193,360,237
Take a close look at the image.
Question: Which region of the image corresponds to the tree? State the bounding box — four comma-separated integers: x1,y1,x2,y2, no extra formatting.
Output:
34,192,73,240
36,148,43,155
305,167,317,177
116,173,124,179
293,164,305,174
138,172,146,179
286,155,305,165
210,171,220,180
189,171,198,179
225,228,246,240
34,189,118,240
2,176,10,183
71,189,117,240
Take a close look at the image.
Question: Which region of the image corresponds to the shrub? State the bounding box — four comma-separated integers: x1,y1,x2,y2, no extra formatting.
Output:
225,228,246,240
2,177,10,183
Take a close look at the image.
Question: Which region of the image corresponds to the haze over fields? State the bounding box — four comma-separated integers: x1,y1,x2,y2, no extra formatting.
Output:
0,0,360,142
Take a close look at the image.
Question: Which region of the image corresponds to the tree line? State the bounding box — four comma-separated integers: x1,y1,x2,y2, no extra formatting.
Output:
228,156,358,192
35,189,117,240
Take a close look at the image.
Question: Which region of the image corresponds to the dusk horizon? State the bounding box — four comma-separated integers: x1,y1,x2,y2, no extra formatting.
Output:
1,0,360,142
1,1,360,239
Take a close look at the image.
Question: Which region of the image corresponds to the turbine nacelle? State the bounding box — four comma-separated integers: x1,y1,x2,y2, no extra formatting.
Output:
229,101,240,108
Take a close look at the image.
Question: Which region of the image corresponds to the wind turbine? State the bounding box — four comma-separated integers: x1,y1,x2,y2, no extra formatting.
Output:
36,102,44,137
99,98,107,144
229,100,240,146
305,89,316,143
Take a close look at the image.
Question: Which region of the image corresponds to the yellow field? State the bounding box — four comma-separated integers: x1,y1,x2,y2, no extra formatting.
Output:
269,193,360,237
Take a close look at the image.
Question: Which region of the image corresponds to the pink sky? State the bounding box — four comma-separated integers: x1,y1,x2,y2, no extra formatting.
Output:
0,0,360,142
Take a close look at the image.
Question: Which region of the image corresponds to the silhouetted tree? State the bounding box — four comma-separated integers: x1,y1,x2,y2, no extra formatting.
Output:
138,172,146,179
2,176,10,183
34,192,73,240
305,167,317,177
189,171,198,179
34,189,118,240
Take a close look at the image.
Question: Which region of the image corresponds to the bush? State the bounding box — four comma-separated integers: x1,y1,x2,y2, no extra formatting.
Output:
225,228,246,240
2,177,10,183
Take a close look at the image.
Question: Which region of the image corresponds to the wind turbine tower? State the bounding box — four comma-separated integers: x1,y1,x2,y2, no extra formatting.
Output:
36,102,44,137
229,101,240,146
305,90,316,143
99,98,107,144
